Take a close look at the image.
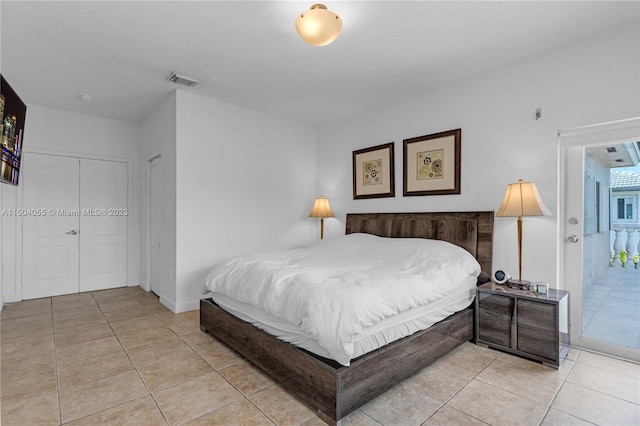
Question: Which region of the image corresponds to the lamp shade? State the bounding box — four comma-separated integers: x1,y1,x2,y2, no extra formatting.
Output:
308,196,334,218
496,179,551,218
295,4,342,46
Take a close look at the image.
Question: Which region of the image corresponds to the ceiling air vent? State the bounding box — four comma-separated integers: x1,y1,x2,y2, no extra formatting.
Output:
606,147,617,153
167,72,200,88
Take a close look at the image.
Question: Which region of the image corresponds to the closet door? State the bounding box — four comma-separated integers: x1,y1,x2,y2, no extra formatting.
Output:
79,159,128,292
22,153,80,299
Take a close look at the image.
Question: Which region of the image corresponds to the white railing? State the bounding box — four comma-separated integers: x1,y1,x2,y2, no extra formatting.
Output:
610,227,640,264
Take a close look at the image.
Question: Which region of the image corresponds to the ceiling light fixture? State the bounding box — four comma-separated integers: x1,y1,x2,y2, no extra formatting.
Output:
295,4,342,47
78,94,93,101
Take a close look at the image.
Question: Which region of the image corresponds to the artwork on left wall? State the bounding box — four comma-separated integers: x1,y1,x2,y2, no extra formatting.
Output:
352,142,395,199
403,129,461,196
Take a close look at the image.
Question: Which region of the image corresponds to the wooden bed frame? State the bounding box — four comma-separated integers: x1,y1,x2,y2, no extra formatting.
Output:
200,211,494,424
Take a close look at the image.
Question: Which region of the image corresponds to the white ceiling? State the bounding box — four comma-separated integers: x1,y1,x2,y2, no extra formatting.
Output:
2,1,638,127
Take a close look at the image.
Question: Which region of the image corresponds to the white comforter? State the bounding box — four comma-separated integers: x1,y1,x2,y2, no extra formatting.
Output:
205,233,481,366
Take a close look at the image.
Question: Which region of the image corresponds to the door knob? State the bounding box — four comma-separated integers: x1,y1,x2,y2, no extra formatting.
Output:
567,235,579,243
65,230,78,235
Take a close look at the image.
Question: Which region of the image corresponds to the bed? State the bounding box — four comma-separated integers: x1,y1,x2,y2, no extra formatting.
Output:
200,211,493,424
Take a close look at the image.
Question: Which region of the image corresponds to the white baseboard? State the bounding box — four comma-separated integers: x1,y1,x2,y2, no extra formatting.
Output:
159,295,199,313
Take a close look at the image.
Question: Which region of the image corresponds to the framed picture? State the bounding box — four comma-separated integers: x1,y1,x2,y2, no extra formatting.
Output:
352,142,395,199
403,129,461,196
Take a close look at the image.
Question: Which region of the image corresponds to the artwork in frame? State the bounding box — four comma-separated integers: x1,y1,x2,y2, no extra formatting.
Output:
403,129,461,196
352,142,395,199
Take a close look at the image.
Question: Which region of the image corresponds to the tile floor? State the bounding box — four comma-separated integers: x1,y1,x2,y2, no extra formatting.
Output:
582,265,640,349
1,286,639,426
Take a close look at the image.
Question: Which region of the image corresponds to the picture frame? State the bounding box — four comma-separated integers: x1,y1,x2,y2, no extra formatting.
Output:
352,142,395,199
403,129,461,196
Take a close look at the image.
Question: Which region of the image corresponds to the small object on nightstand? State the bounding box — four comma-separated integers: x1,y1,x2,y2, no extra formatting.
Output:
493,270,511,285
507,279,533,290
533,282,549,294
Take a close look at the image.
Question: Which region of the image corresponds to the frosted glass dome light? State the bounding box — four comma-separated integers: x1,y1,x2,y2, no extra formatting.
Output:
295,4,342,47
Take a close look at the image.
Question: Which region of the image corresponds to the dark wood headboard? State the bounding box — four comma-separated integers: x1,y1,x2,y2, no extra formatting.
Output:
345,211,494,283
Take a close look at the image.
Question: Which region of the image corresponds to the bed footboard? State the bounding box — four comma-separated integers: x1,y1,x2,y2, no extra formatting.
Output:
200,298,473,424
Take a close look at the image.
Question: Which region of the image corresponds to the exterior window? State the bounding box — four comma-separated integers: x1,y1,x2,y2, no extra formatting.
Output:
614,195,637,223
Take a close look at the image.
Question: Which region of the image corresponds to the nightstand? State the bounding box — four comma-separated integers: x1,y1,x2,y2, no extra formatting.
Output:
475,282,570,368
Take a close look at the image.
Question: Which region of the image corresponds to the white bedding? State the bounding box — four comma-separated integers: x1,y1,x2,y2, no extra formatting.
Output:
205,233,481,366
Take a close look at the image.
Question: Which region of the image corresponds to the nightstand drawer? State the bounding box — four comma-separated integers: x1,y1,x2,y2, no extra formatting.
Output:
517,324,557,360
477,293,513,347
517,299,556,330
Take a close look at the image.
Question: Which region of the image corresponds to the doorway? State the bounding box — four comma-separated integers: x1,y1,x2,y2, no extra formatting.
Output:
21,153,129,299
559,118,640,362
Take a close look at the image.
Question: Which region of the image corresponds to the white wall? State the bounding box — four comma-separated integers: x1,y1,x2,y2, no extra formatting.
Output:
140,92,177,307
139,90,317,312
316,23,640,288
1,105,142,303
173,90,317,312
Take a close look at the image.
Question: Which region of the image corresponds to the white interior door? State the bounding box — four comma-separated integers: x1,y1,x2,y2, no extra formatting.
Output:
79,159,128,292
22,153,80,299
149,156,162,296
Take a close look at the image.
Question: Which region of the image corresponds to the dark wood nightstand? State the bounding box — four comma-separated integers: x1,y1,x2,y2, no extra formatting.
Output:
475,282,570,368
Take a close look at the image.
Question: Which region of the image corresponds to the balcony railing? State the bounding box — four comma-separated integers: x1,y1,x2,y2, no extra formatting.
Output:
610,226,640,265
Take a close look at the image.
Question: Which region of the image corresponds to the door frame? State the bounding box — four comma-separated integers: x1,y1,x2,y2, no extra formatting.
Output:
558,117,640,361
10,148,134,302
145,152,162,294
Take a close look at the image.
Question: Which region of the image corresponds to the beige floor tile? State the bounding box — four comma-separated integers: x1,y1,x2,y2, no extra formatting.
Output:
0,390,60,426
125,335,194,368
565,347,581,361
52,293,96,311
1,364,57,402
496,352,575,378
423,405,487,425
56,335,123,367
60,370,149,423
103,306,155,323
435,343,499,377
448,380,547,426
476,359,569,405
0,320,53,343
575,350,640,378
0,298,51,320
1,333,54,359
185,398,273,425
1,349,56,382
181,330,219,350
220,363,276,395
402,363,471,403
331,410,379,426
1,312,52,331
91,287,132,301
359,383,441,426
97,298,147,313
53,311,107,332
165,318,202,336
541,408,594,426
153,372,243,425
117,324,177,350
66,395,166,426
52,304,102,321
138,351,214,392
109,314,165,335
136,293,163,307
58,350,133,389
552,381,640,425
566,361,640,404
126,285,148,296
54,323,115,347
249,384,317,426
302,416,330,426
195,339,247,370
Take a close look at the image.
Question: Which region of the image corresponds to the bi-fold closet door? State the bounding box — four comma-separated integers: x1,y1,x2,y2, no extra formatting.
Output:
21,152,128,299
